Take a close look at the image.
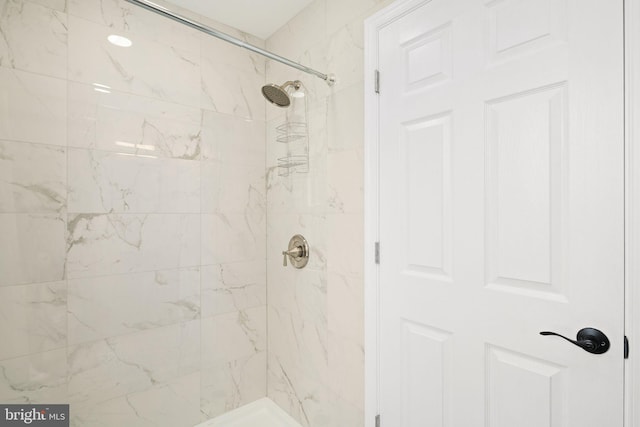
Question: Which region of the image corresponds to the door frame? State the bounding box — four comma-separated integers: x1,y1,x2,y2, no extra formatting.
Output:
364,1,435,425
625,0,640,425
363,1,637,426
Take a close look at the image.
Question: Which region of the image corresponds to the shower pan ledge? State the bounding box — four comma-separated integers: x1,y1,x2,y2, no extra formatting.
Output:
195,398,302,427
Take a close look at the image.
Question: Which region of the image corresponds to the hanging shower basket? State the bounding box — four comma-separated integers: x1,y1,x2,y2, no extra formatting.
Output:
276,83,309,176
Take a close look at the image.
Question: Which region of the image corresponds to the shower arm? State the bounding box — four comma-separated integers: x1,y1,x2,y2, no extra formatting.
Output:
125,0,336,86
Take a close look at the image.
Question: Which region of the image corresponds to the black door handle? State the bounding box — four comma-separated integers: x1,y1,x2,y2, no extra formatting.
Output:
539,328,610,354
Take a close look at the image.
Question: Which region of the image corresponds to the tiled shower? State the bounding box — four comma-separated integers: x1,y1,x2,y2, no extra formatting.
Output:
0,0,390,425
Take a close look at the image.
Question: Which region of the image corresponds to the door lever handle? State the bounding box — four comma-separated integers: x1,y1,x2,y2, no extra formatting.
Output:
539,328,610,354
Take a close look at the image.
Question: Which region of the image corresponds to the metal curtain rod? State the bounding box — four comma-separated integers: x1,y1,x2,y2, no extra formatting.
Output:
125,0,336,85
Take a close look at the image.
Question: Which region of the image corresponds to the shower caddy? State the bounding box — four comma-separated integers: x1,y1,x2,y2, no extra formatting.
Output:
276,82,309,176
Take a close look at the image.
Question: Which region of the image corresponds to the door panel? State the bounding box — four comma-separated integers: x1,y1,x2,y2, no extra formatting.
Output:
377,0,624,426
400,321,452,426
401,112,452,280
485,83,567,301
486,345,565,427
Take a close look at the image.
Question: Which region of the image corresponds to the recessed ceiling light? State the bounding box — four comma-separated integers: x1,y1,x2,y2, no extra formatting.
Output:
108,34,132,47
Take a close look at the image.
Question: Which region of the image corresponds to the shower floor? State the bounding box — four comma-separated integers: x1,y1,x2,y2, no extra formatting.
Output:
195,398,301,427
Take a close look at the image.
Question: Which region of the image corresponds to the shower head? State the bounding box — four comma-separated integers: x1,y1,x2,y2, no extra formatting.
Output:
261,80,302,107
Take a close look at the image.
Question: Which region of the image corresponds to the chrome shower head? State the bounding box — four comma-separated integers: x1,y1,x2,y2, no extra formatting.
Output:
261,80,302,107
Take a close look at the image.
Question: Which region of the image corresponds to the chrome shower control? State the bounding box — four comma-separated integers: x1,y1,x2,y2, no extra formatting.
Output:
282,247,302,266
282,234,309,269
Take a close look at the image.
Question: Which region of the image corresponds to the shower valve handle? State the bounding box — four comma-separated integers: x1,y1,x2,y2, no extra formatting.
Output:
282,247,302,267
281,235,310,269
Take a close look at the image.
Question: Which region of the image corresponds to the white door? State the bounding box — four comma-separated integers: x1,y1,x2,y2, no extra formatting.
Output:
376,0,624,426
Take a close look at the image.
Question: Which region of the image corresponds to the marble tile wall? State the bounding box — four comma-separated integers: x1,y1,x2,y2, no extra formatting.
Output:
0,0,267,425
264,0,394,426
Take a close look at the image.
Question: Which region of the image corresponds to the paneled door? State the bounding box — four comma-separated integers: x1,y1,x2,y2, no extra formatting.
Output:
375,0,624,425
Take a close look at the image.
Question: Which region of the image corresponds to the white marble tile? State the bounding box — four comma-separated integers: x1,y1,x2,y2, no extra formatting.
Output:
126,372,200,427
267,269,329,383
201,52,266,120
0,0,283,423
268,364,363,427
315,385,364,427
267,298,328,385
202,210,266,266
201,160,265,215
325,0,379,36
266,0,327,62
202,111,266,213
67,268,200,345
0,0,67,78
0,348,68,404
299,45,335,108
0,140,66,213
68,321,200,407
327,272,363,342
0,281,66,360
307,100,330,159
264,3,373,426
200,352,266,420
203,314,263,422
326,148,363,214
266,165,328,216
326,19,365,94
28,0,67,12
201,262,265,317
265,113,285,168
326,213,364,277
327,330,364,411
66,213,200,279
200,308,267,420
71,373,200,427
265,256,296,309
201,33,266,81
201,306,266,366
266,355,325,427
0,68,66,146
266,213,327,272
0,213,66,286
68,148,200,214
201,111,265,164
327,82,364,152
68,15,201,107
199,113,266,215
67,82,203,159
294,268,327,324
197,10,266,49
68,0,200,55
67,340,149,406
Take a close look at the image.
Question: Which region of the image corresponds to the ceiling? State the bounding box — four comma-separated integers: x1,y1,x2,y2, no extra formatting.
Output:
164,0,315,39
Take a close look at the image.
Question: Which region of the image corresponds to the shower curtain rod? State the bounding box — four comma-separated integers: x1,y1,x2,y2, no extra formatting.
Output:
125,0,336,85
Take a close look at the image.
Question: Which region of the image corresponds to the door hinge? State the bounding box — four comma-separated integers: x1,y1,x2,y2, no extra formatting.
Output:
375,242,380,264
375,414,381,427
374,69,380,94
625,335,629,359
